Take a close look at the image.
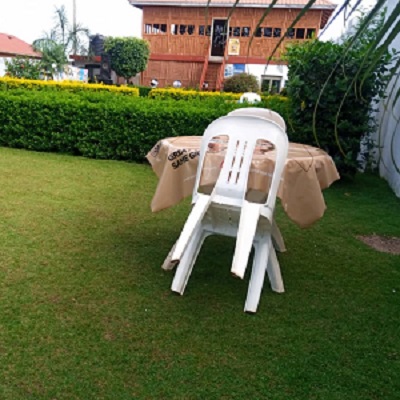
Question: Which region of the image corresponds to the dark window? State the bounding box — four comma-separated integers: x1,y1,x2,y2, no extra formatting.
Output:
306,28,316,39
160,24,167,34
171,24,178,35
271,79,281,93
286,28,295,38
296,28,305,39
241,27,251,37
233,27,240,37
188,25,195,35
255,27,262,37
273,28,281,37
263,27,272,37
179,25,187,35
152,24,159,34
199,25,211,36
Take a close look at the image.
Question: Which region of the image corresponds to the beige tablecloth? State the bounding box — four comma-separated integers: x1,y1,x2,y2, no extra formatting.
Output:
146,136,340,228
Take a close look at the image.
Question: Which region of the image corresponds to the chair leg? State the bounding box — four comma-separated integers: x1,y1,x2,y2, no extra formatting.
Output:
171,194,211,262
244,236,272,313
161,242,179,271
171,225,209,295
272,219,286,253
266,246,284,293
231,201,261,279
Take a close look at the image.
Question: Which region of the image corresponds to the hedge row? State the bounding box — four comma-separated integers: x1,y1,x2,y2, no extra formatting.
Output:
148,88,241,101
0,77,140,96
0,89,292,161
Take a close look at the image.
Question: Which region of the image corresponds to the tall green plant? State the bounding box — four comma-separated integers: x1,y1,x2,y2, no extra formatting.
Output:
104,37,150,82
32,5,90,75
284,11,395,176
5,57,42,80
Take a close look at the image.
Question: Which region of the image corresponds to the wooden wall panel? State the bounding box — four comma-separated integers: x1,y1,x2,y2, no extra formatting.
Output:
142,60,203,88
143,7,322,58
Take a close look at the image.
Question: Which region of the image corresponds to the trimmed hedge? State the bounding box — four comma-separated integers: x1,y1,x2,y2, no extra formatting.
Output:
0,77,140,96
0,88,291,162
148,88,241,101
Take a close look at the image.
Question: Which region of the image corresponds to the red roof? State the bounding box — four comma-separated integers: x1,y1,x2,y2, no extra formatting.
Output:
0,33,42,58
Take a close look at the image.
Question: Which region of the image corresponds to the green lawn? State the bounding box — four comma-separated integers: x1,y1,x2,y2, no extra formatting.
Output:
0,147,399,400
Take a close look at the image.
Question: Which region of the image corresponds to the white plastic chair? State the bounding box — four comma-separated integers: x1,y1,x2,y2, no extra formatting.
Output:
170,115,289,313
239,92,262,104
228,107,286,131
227,107,287,252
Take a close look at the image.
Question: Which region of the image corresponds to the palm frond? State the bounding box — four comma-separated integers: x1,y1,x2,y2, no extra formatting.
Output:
265,0,317,68
245,0,281,61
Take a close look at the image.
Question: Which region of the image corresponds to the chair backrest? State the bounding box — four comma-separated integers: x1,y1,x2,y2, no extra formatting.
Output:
239,92,261,104
228,107,286,131
193,115,288,212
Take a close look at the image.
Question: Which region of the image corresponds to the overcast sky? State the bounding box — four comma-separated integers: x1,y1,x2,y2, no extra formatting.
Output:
0,0,142,44
0,0,376,45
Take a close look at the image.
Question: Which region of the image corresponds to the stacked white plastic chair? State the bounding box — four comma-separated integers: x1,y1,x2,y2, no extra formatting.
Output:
227,107,286,131
227,107,287,253
239,92,262,104
170,115,289,313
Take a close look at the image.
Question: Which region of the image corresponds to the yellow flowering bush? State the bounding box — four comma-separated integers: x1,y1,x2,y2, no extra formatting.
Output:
0,77,139,96
148,88,241,101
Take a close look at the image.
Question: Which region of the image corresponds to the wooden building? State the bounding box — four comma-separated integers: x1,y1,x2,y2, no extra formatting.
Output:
128,0,336,90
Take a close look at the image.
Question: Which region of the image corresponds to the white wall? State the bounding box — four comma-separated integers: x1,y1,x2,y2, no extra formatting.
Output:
373,0,400,197
0,57,11,76
224,63,288,90
246,64,288,90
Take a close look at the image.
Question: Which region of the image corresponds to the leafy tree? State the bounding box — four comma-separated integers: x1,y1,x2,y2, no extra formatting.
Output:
32,5,90,76
284,10,395,176
32,38,68,76
5,57,42,79
223,73,259,93
104,37,150,82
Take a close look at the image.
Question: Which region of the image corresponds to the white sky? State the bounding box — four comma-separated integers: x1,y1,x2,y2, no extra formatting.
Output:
0,0,376,46
0,0,143,44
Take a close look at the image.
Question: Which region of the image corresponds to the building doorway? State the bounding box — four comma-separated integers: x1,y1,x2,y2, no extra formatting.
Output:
211,19,228,57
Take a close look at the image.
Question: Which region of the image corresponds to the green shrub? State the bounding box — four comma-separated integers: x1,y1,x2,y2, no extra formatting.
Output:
5,57,42,80
134,85,152,97
0,89,291,161
223,73,259,93
285,12,395,176
0,77,139,96
148,88,240,101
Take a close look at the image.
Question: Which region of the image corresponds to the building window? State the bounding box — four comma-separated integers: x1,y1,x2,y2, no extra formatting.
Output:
152,24,167,34
296,28,305,39
199,25,211,36
286,28,295,39
273,28,281,37
261,76,282,94
229,27,241,37
188,25,195,35
241,27,251,37
263,27,273,37
179,25,187,35
171,24,178,35
306,28,316,38
145,23,167,34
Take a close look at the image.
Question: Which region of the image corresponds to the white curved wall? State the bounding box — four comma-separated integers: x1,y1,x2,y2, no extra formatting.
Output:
373,0,400,197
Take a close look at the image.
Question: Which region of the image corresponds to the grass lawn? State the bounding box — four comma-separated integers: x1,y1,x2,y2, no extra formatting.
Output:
0,147,399,400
